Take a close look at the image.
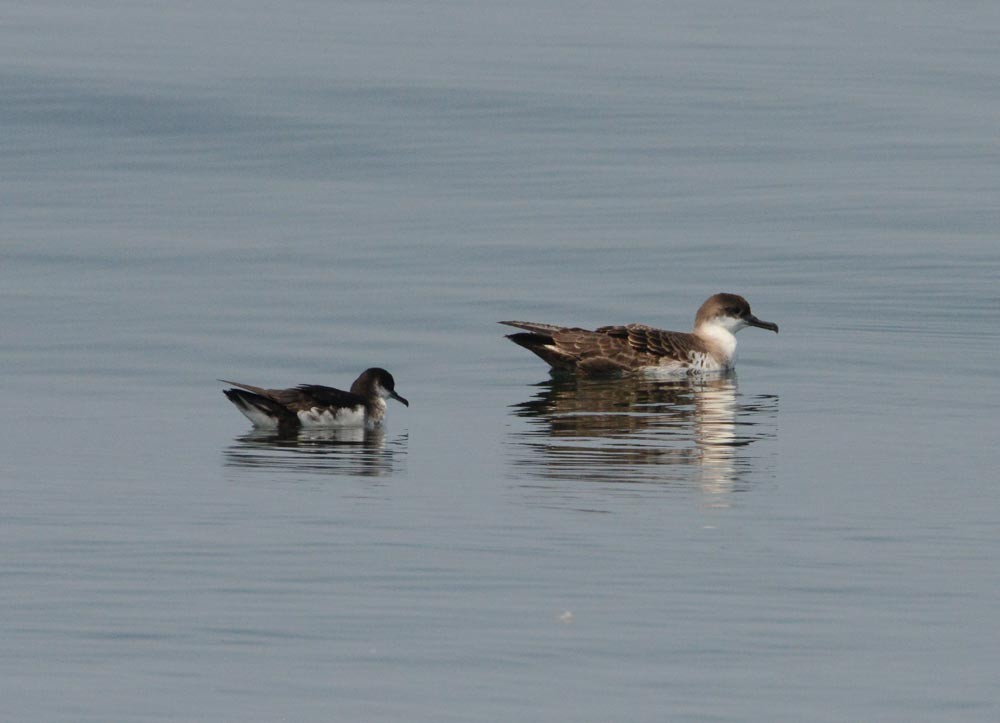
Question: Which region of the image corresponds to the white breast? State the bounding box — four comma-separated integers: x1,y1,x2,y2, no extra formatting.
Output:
693,322,738,368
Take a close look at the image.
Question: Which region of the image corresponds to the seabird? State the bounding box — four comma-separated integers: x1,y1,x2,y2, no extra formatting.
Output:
221,367,408,430
501,293,778,376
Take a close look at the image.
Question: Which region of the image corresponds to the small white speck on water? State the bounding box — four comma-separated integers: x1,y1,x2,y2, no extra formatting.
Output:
558,611,575,624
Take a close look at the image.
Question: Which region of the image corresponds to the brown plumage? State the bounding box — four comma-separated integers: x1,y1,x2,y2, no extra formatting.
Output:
221,367,408,430
501,293,778,376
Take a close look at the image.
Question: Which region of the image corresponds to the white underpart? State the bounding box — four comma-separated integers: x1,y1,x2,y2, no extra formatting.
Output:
297,404,368,428
238,405,281,430
296,382,399,429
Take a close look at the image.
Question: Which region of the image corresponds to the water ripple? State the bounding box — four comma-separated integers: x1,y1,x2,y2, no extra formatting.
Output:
223,428,407,480
506,374,778,506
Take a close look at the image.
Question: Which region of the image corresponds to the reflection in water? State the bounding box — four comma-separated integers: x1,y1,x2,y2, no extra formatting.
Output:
508,374,777,506
224,427,406,478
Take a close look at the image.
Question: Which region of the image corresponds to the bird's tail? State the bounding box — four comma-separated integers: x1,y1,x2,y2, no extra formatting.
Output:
504,332,581,371
499,320,568,335
222,388,288,429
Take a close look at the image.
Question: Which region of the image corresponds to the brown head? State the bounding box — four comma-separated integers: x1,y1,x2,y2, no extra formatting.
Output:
350,368,409,406
694,293,779,334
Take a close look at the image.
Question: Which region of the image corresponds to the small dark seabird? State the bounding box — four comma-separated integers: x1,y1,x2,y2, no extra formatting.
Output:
221,368,408,431
501,293,778,376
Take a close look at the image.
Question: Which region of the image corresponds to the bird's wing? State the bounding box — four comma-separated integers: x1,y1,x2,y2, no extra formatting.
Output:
617,324,705,361
275,384,366,411
541,326,651,372
221,381,366,411
218,379,270,396
499,320,578,335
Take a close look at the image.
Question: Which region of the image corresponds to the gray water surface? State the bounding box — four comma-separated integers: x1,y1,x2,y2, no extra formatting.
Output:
3,1,999,720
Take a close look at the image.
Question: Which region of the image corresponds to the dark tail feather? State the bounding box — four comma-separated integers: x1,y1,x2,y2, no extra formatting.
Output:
499,320,568,335
506,333,579,371
223,388,298,428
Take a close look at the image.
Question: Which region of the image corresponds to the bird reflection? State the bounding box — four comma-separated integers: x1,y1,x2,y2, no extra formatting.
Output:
223,426,405,478
508,374,777,505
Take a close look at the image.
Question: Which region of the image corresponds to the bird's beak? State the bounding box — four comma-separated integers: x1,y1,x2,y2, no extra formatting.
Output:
390,391,409,407
745,314,779,333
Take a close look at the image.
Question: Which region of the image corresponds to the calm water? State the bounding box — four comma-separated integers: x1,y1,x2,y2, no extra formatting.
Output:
3,1,999,720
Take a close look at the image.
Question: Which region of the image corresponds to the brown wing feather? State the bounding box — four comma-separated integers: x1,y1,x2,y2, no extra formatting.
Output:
504,320,709,375
218,379,270,396
219,380,362,412
545,327,654,373
620,324,706,361
593,325,629,338
270,385,364,411
499,320,573,335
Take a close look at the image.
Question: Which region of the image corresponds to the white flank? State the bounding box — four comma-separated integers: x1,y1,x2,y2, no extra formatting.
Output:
237,405,280,430
641,351,729,377
642,360,690,378
686,351,730,372
297,405,367,428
